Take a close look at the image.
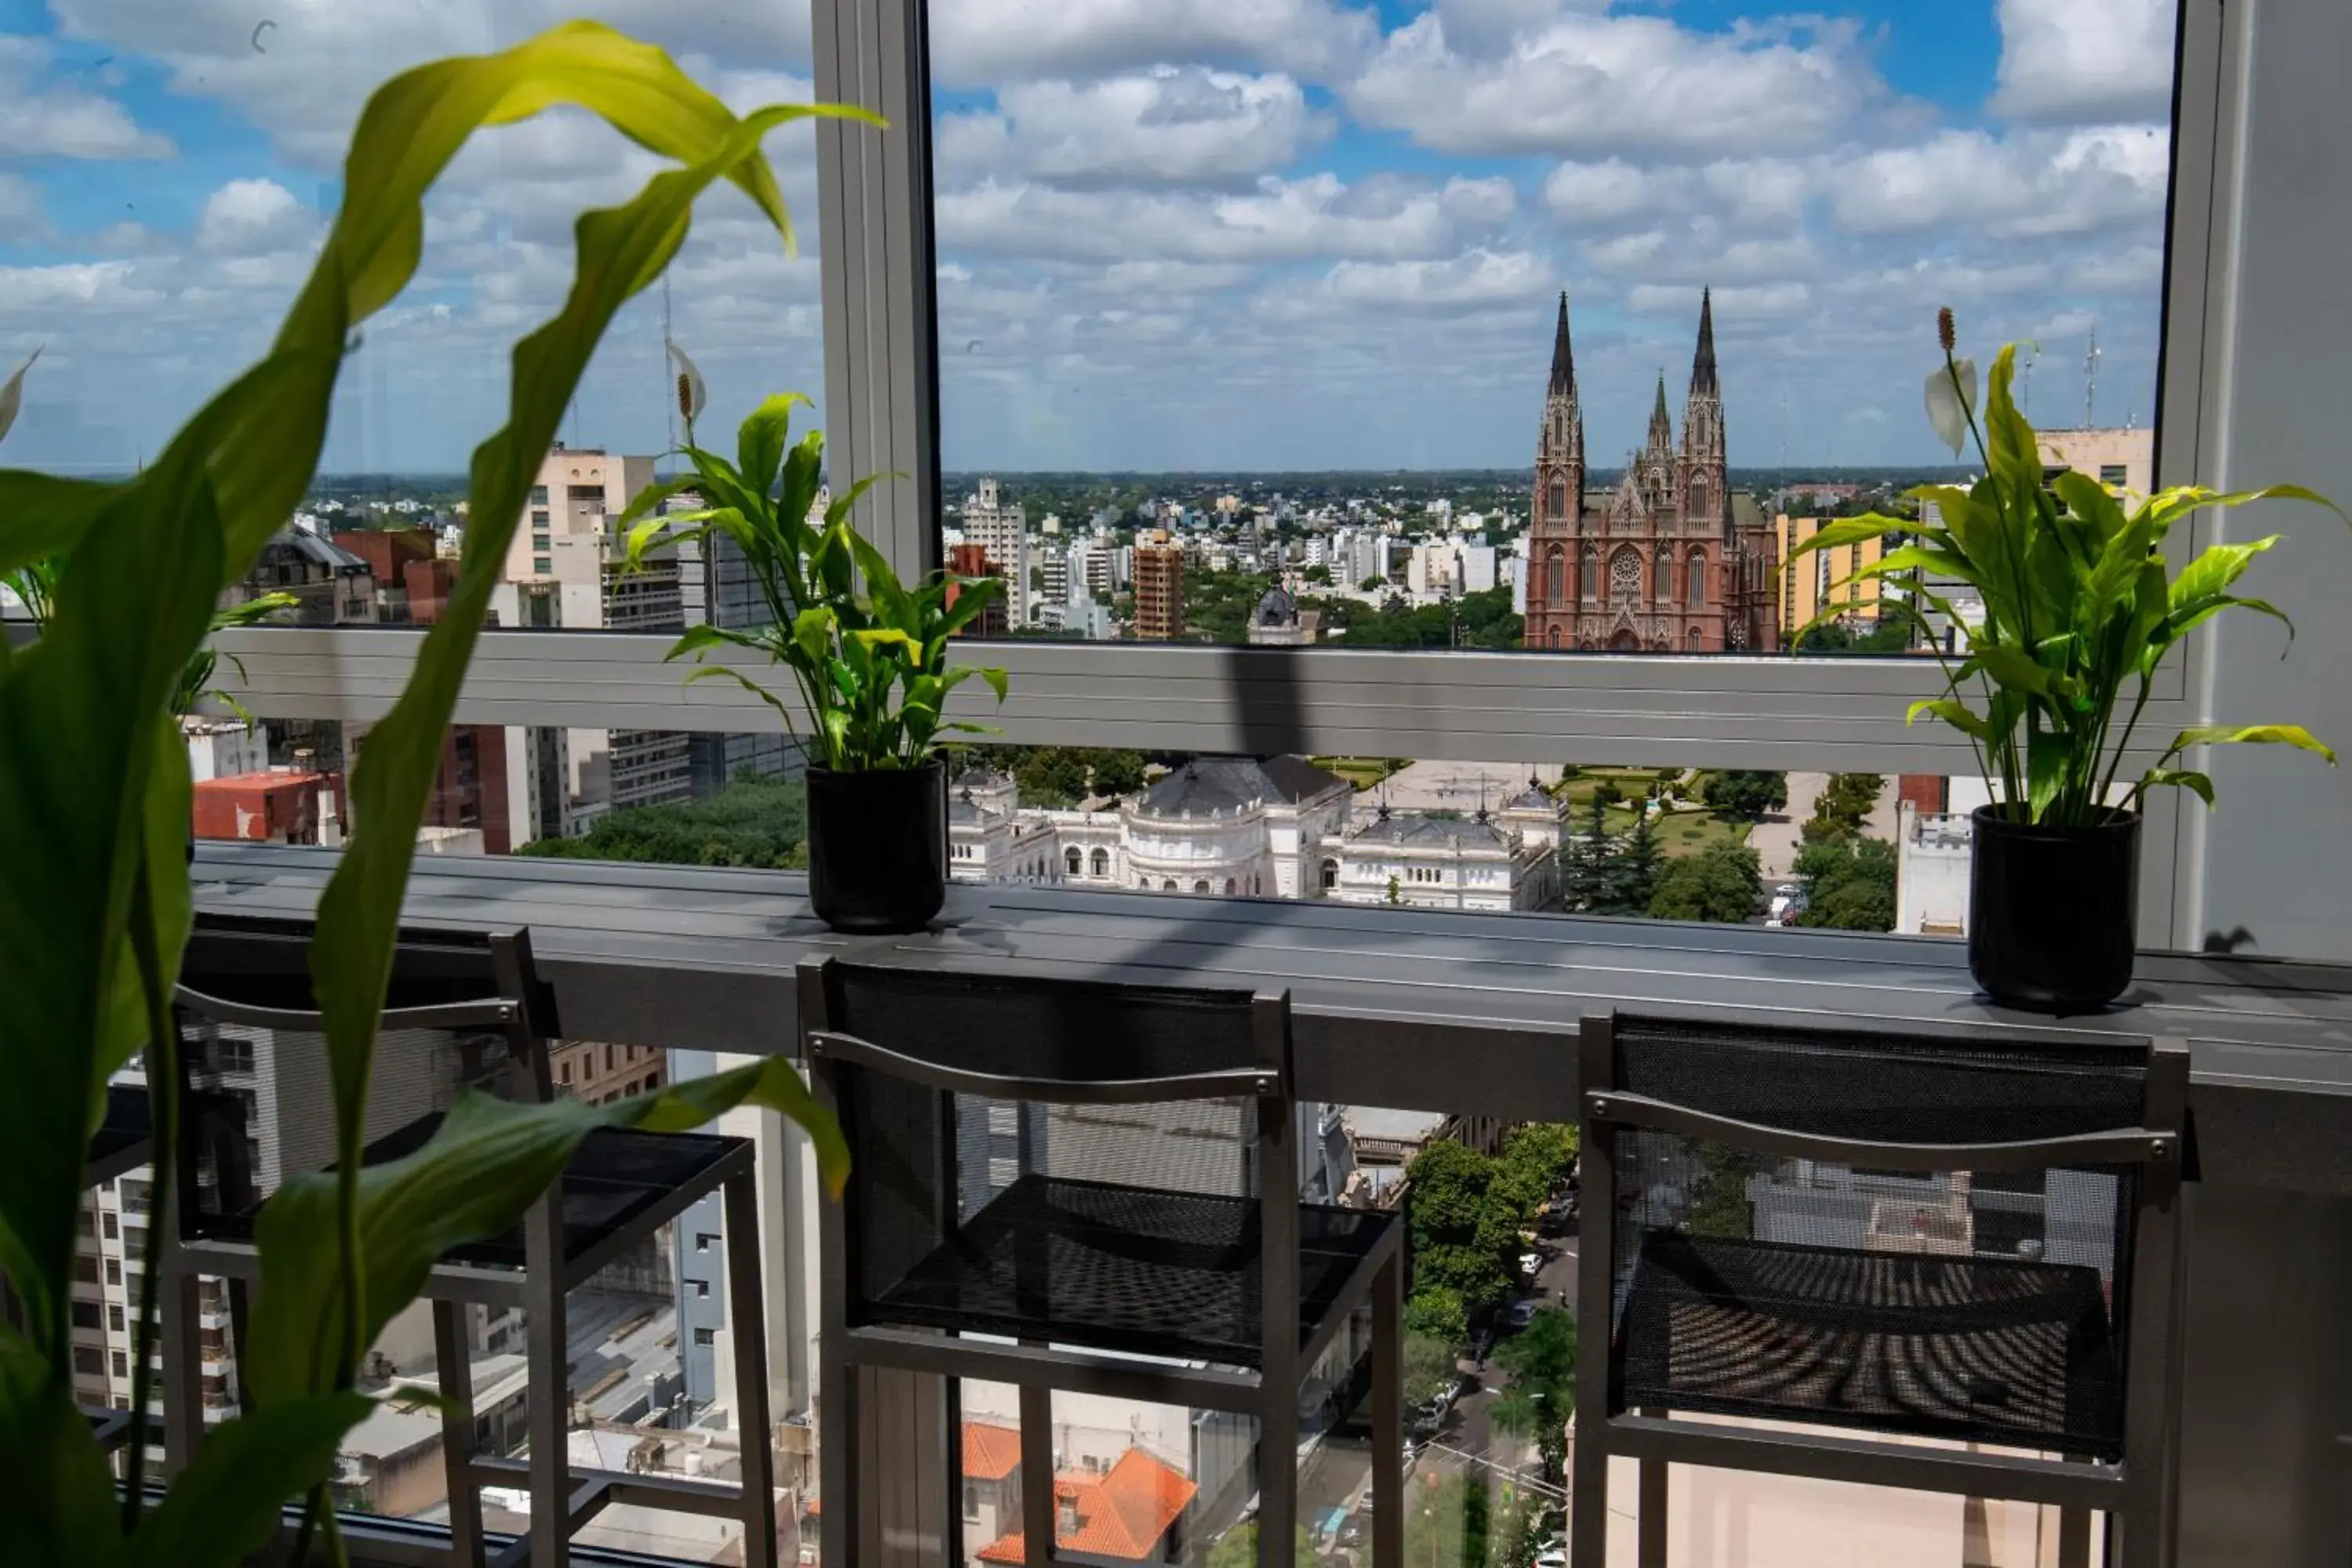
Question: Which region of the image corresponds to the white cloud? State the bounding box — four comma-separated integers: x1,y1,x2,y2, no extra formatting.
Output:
937,172,1511,264
927,0,1375,89
0,172,42,225
1286,249,1557,313
1991,0,2176,125
49,1,814,166
0,260,163,312
1346,8,1889,158
196,178,314,254
1831,125,2168,238
0,36,172,160
1628,280,1810,319
940,67,1328,186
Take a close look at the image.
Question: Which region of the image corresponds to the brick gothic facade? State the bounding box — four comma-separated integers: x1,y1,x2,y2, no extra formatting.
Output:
1521,290,1777,654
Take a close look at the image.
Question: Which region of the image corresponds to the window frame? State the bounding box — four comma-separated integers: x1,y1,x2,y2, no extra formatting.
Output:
191,0,2236,949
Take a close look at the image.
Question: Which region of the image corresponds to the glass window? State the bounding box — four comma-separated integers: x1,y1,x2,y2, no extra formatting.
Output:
927,3,2179,662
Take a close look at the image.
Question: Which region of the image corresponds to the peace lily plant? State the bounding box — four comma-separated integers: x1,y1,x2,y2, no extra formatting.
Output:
1792,307,2338,826
0,25,866,1563
1791,307,2338,1007
619,372,1007,931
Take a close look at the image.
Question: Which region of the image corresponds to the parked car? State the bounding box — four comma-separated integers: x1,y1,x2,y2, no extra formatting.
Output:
1519,1250,1544,1276
1503,1298,1541,1330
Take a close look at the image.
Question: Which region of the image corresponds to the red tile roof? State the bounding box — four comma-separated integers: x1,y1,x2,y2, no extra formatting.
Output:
976,1449,1196,1564
964,1421,1023,1483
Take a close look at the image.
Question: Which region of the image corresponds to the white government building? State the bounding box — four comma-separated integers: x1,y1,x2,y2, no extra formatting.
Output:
947,757,1566,912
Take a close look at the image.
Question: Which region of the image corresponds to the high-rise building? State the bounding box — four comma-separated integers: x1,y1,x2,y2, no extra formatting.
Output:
673,502,800,794
493,446,693,841
946,543,1011,637
1131,529,1185,641
330,528,438,622
1774,514,1886,642
1521,290,1778,653
2036,426,2155,495
960,477,1028,626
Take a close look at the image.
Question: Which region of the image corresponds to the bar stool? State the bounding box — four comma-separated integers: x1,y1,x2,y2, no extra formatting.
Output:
1571,1011,2187,1568
168,910,779,1568
800,954,1406,1568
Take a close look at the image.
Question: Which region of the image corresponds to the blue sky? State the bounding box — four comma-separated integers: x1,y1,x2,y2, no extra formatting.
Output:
0,0,2179,474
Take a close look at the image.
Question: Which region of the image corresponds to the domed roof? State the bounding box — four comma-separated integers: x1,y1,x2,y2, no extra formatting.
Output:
1252,585,1298,628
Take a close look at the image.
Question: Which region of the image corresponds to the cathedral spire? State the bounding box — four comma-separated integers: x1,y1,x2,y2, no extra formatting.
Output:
1547,290,1575,395
1690,286,1719,397
1647,369,1673,452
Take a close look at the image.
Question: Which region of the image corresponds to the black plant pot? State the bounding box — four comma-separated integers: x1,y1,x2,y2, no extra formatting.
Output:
1968,805,2140,1012
804,760,948,935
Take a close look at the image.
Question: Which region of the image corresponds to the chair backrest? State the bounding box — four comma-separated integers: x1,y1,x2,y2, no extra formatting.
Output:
802,957,1293,1343
1583,1011,2180,1461
172,913,550,1240
803,958,1286,1102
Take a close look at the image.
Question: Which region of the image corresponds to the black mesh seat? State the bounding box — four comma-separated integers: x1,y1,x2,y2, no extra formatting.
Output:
803,956,1406,1568
1617,1229,2124,1457
1571,1011,2188,1568
869,1171,1392,1366
165,911,778,1568
180,1112,743,1272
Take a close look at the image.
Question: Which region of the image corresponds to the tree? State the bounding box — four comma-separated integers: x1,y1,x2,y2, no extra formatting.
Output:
1592,807,1661,916
1556,796,1612,913
1647,840,1762,924
1405,1140,1519,1316
1209,1520,1315,1568
1697,769,1788,821
1803,772,1884,843
1800,835,1897,931
1405,1327,1462,1410
1490,1123,1578,1220
1359,573,1387,591
1014,747,1091,808
1406,1284,1471,1350
1491,1305,1577,1484
1303,564,1332,585
1402,1472,1494,1568
1088,749,1147,797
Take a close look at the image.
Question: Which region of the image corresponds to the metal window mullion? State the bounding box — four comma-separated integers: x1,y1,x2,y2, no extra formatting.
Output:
815,0,938,590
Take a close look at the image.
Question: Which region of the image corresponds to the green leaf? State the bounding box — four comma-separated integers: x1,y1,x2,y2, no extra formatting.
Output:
2138,768,2215,808
2165,592,2293,649
2049,469,2130,545
305,104,820,1385
1781,514,1904,560
117,1393,375,1568
0,346,39,445
2163,724,2338,765
0,473,121,579
0,464,223,1361
977,666,1010,703
246,1061,848,1410
1964,643,2056,697
735,391,812,503
0,1328,118,1554
1906,697,1992,742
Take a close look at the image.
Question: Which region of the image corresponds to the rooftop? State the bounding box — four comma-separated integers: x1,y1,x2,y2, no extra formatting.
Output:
1132,756,1347,818
976,1449,1196,1564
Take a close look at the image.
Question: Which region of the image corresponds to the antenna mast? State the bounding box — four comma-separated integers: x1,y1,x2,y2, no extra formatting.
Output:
2083,327,2101,429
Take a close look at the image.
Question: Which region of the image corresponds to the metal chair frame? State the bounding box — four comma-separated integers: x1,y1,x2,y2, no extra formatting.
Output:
1569,1011,2190,1568
164,914,777,1568
799,954,1405,1568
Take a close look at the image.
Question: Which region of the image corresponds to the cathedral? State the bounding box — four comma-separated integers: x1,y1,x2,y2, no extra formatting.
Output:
1520,290,1777,653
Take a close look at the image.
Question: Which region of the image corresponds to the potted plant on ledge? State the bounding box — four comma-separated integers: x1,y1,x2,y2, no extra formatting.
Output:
1793,308,2338,1011
622,393,1007,932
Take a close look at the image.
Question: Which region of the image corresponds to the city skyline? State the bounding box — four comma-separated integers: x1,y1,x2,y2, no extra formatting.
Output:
2,1,2176,473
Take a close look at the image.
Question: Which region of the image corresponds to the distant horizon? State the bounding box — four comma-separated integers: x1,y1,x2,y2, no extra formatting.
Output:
260,462,1982,495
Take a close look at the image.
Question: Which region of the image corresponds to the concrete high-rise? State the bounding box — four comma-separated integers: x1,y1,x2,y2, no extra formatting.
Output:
1132,529,1185,641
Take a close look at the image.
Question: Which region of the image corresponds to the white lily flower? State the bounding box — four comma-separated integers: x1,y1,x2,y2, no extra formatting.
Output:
1925,356,1978,459
667,340,706,428
0,346,41,447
